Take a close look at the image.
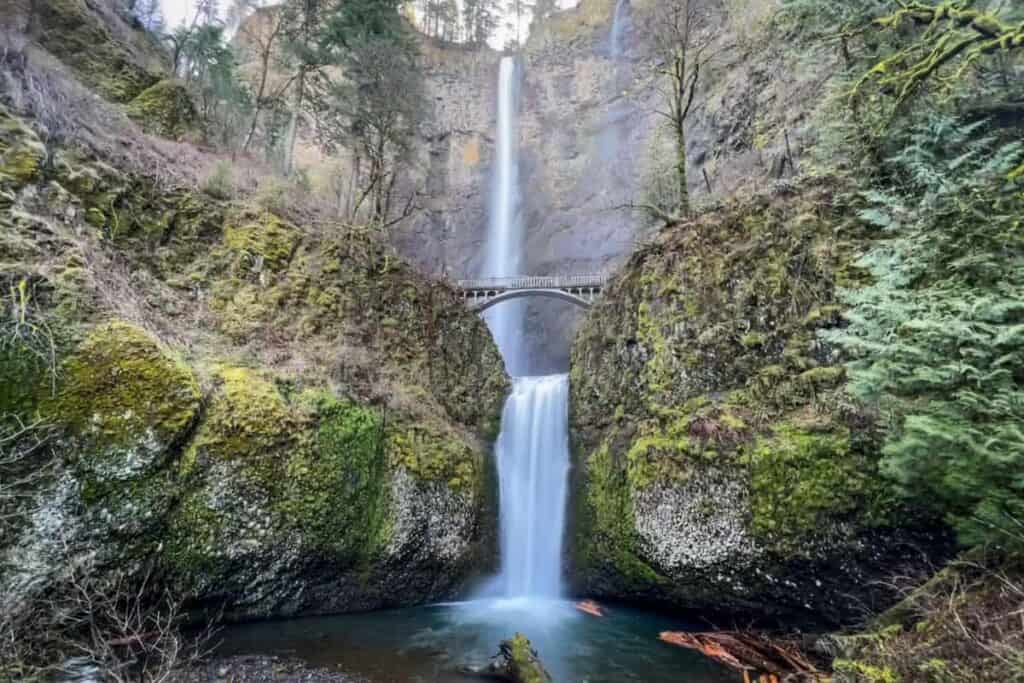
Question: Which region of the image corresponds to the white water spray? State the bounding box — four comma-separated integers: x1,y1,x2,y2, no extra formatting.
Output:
610,0,632,61
483,56,526,377
479,56,571,602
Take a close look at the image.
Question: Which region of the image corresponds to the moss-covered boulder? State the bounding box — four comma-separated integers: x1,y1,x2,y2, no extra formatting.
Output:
163,366,495,619
569,190,951,626
126,80,198,140
57,321,201,458
51,321,201,541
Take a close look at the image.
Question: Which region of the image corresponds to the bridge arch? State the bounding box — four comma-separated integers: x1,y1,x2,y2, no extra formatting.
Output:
471,288,592,312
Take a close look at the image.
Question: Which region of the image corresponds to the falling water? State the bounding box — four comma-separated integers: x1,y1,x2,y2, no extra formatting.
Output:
479,56,571,602
495,375,570,598
609,0,632,61
482,56,526,377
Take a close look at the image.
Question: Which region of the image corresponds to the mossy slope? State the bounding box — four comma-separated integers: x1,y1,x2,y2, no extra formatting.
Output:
0,103,507,619
569,188,950,625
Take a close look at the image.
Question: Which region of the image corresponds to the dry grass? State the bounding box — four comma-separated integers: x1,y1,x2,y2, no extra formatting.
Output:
836,551,1024,682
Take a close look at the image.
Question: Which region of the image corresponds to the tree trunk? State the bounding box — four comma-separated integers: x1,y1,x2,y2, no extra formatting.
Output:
283,70,305,175
675,114,689,213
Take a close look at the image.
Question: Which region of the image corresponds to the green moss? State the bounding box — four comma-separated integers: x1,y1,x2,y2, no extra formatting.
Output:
506,633,553,683
223,209,300,273
126,80,197,139
833,660,901,683
55,320,200,453
35,0,164,103
389,420,480,493
181,366,299,478
0,109,46,189
743,425,889,550
580,439,667,589
740,331,768,348
279,393,392,558
164,487,230,577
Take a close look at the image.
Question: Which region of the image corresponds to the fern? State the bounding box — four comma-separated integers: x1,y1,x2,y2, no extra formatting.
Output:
824,114,1024,550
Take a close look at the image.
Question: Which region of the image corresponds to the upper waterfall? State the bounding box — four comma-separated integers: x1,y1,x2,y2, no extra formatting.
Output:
482,56,526,377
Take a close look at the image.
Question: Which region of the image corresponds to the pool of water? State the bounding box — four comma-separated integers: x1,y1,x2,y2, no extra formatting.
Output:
215,599,734,682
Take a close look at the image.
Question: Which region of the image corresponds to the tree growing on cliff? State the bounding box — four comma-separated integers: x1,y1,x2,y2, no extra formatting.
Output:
463,0,500,45
308,10,424,226
651,0,714,216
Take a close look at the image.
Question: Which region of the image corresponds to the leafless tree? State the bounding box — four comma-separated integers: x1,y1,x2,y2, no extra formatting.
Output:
651,0,715,217
237,6,297,154
312,35,424,227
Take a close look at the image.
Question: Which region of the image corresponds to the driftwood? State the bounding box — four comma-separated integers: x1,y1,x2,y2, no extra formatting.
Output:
659,631,829,682
574,600,605,617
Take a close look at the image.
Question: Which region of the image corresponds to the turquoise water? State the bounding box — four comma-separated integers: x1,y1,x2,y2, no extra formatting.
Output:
215,598,734,682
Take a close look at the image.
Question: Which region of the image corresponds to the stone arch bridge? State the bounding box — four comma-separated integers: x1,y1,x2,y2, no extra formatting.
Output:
456,275,608,312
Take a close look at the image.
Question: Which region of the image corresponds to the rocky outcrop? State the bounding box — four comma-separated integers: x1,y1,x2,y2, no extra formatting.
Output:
0,102,508,620
11,0,168,103
568,188,953,626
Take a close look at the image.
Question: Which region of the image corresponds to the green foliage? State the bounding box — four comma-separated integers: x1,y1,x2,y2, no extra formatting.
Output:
824,113,1024,551
170,22,253,148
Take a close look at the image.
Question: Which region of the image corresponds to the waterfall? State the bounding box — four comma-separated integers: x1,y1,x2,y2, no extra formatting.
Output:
479,56,571,602
495,375,570,598
610,0,632,61
483,56,526,377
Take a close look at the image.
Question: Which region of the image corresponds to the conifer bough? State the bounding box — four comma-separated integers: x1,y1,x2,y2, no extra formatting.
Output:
853,1,1024,109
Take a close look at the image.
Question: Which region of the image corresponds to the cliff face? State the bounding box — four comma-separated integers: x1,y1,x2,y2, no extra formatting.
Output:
566,189,953,625
392,0,830,372
0,35,507,620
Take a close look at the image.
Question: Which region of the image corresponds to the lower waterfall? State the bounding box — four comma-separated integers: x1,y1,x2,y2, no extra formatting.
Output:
494,374,571,599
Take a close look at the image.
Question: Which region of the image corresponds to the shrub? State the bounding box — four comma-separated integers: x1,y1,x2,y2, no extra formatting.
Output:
201,160,234,200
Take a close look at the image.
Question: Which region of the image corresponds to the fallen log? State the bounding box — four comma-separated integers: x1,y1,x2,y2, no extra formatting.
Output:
574,600,605,617
659,631,829,682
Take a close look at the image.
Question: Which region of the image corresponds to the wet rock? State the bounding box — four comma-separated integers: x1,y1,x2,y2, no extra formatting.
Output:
463,634,553,683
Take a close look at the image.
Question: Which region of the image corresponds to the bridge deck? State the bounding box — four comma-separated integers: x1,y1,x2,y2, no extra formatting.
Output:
456,275,608,292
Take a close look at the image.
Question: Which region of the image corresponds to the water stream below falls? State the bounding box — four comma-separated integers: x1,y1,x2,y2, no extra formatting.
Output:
215,602,733,682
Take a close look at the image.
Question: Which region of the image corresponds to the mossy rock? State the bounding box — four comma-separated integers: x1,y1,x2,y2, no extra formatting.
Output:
279,393,392,558
223,209,300,273
55,320,201,460
126,80,197,140
0,108,46,190
503,634,554,683
34,0,165,103
388,420,482,493
743,424,891,552
181,366,301,478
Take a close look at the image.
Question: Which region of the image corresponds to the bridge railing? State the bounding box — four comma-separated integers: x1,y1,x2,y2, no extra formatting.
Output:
456,274,609,292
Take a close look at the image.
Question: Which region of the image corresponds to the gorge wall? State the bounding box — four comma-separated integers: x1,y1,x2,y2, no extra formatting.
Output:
0,0,508,622
393,0,828,373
